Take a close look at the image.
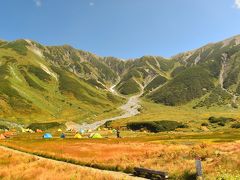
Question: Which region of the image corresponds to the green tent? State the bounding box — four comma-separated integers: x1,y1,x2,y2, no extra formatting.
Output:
90,133,102,139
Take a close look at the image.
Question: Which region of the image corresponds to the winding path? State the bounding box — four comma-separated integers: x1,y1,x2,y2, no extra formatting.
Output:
66,82,143,131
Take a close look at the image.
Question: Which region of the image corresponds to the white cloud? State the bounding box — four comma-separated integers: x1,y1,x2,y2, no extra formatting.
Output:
235,0,240,9
89,2,95,6
34,0,42,7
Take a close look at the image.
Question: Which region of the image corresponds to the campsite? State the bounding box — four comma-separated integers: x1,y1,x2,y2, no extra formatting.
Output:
1,120,240,179
1,1,240,179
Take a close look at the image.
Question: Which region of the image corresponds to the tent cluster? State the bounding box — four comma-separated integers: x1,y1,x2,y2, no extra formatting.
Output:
42,132,103,139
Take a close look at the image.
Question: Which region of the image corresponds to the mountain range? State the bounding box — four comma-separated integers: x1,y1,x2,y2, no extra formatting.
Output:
0,35,240,123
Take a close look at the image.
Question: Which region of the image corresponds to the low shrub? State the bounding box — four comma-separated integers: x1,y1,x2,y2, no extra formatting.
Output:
27,122,61,131
218,122,225,126
127,120,187,133
104,120,112,128
231,123,240,129
201,123,208,126
208,116,235,124
0,125,9,130
178,124,189,128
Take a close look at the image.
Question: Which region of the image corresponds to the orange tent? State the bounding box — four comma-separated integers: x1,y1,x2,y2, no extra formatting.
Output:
36,129,43,133
4,131,14,137
0,134,6,140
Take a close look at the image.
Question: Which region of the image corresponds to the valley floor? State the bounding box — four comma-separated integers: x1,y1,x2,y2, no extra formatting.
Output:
1,130,240,179
1,95,240,179
110,99,240,131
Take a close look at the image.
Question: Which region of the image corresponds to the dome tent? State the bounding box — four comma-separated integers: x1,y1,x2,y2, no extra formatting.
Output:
79,129,85,134
60,133,65,138
36,129,43,133
43,133,52,139
90,133,102,139
0,134,6,140
74,133,82,139
58,129,62,132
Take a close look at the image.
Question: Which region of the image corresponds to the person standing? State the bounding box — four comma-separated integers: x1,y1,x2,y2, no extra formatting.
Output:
116,129,121,138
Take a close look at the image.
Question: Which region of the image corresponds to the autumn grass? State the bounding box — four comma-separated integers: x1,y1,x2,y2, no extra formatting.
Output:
0,147,137,180
1,130,240,179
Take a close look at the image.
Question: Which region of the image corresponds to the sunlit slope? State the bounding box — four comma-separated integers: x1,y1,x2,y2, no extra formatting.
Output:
148,35,240,108
0,40,123,123
1,34,240,125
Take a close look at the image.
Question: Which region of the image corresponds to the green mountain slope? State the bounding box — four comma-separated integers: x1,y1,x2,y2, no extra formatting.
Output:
1,35,240,125
148,35,240,107
0,40,124,124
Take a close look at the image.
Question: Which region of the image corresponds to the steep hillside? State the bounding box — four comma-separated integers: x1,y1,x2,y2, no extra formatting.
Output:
0,40,124,124
148,67,215,105
115,56,177,95
1,35,240,125
148,35,240,107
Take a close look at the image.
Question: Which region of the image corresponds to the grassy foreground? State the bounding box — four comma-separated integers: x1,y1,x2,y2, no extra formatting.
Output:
1,130,240,179
0,146,136,180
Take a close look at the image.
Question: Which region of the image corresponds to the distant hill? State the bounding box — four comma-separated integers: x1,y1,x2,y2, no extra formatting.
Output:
0,35,240,123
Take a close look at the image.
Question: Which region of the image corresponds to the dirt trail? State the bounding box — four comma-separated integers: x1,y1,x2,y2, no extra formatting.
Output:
66,82,143,131
0,146,143,180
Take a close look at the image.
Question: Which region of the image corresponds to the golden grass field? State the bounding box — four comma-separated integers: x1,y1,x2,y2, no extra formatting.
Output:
1,129,240,179
0,145,141,180
1,100,240,179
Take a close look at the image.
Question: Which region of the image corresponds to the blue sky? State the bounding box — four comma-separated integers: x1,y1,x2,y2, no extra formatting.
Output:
0,0,240,59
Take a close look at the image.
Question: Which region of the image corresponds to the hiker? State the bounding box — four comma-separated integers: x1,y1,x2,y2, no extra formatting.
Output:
116,129,121,138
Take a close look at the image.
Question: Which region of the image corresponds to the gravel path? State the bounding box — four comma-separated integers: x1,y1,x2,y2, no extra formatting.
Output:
66,83,143,131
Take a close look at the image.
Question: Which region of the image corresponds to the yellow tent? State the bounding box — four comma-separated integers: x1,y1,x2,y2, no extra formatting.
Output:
21,128,26,133
88,129,92,133
108,130,113,134
58,129,62,132
74,133,82,139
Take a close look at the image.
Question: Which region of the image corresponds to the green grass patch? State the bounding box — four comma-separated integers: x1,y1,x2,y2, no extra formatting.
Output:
2,40,28,55
148,67,215,106
28,65,51,82
117,78,141,95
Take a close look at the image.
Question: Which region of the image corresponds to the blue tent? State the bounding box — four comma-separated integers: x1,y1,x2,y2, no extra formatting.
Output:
43,133,52,139
60,133,65,138
79,129,85,134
